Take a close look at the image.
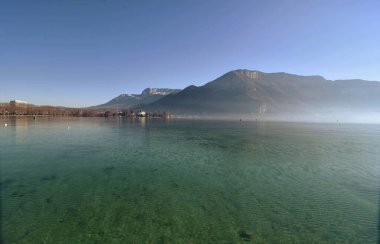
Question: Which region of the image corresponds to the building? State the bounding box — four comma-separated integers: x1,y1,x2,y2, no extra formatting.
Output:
138,111,146,117
9,100,29,115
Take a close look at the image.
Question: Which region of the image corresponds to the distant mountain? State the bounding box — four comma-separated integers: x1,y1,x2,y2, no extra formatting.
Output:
93,88,181,109
142,69,380,116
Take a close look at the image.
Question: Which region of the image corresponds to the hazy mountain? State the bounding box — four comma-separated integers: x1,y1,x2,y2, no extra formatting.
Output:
93,88,181,109
142,69,380,117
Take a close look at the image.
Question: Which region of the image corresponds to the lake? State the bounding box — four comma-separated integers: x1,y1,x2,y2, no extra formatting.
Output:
1,117,379,243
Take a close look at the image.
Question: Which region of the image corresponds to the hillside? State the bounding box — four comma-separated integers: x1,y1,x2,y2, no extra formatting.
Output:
93,88,181,109
142,70,380,116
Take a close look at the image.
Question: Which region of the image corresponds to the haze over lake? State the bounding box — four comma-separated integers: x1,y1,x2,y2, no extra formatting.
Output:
1,117,379,243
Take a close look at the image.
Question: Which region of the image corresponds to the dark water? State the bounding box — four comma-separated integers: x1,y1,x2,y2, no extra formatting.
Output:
1,117,379,243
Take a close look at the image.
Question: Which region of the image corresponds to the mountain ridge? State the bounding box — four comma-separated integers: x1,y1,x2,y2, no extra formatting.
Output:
92,88,181,109
142,69,380,116
92,69,380,118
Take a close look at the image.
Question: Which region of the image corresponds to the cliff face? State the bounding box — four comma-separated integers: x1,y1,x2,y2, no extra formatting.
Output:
143,69,380,115
92,70,380,117
93,88,181,108
141,88,180,96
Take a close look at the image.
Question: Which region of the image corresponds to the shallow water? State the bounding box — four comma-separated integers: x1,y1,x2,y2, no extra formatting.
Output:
1,117,379,243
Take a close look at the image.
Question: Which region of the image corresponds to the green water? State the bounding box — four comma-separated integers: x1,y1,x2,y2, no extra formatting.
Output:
1,117,379,243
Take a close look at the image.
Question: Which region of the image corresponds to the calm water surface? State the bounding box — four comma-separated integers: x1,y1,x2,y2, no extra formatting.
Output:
0,117,379,243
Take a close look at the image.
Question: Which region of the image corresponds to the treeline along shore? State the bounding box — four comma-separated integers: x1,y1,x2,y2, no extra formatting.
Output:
0,101,172,118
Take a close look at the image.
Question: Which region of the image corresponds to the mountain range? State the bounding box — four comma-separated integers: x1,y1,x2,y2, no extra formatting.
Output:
95,69,380,118
93,88,181,109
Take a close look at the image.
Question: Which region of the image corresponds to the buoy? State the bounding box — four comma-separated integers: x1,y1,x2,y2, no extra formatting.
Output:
67,125,70,130
4,123,7,127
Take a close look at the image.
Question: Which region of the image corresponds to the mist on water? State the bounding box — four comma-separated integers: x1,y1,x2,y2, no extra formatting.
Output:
173,111,380,124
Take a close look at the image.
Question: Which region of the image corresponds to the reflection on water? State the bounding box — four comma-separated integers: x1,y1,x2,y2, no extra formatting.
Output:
6,117,29,143
0,117,379,243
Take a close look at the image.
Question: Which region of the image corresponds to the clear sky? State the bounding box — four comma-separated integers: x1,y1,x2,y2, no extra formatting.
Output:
1,0,379,107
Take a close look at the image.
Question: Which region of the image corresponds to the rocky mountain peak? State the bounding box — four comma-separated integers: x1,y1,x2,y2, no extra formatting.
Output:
141,88,181,96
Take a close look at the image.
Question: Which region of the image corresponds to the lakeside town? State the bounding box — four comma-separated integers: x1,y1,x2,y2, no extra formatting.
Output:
0,100,173,118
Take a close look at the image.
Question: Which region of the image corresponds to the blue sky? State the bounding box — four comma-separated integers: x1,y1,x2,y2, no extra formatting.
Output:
1,0,379,107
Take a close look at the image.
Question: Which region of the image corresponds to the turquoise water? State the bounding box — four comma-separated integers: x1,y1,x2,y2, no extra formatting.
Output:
1,117,379,243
